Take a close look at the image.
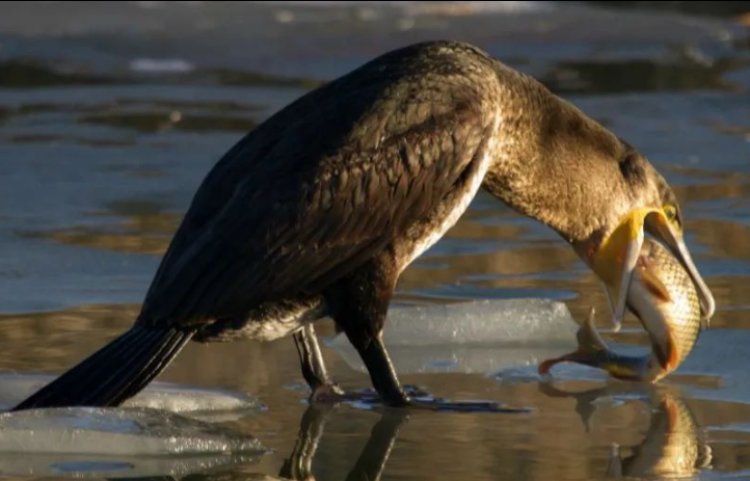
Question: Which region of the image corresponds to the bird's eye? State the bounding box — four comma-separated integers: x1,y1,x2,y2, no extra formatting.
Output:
664,204,678,224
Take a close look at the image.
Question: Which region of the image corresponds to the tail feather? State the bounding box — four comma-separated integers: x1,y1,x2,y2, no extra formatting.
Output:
13,326,194,411
105,329,192,406
20,329,153,407
76,328,165,406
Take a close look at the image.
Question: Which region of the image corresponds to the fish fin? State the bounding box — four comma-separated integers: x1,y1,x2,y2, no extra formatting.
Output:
638,268,672,303
577,307,609,352
538,308,607,375
651,327,679,373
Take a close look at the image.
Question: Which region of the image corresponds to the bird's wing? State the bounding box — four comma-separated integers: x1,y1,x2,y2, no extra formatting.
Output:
139,42,499,326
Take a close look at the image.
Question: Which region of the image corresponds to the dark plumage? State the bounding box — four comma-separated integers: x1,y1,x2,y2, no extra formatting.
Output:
14,41,705,410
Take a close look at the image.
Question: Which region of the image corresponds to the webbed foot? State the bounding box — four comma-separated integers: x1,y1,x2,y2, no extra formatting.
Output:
311,384,529,413
403,386,530,413
309,382,347,403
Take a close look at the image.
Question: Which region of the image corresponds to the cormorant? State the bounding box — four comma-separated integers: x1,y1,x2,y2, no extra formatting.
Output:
14,41,714,410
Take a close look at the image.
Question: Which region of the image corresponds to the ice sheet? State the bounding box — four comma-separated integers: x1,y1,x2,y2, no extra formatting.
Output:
329,299,578,374
0,374,263,419
0,376,267,477
0,451,260,479
0,406,265,477
0,407,264,455
335,298,577,346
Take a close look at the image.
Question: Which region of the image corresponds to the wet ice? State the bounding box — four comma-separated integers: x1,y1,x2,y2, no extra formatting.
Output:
329,299,578,374
0,377,266,477
0,407,264,455
0,374,263,417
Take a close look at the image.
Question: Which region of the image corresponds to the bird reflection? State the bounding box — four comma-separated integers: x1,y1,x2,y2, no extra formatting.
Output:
119,405,405,481
279,405,408,481
539,382,712,479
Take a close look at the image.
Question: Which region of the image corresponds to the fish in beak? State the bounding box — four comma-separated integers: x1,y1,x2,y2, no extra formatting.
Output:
644,210,715,321
585,206,714,333
541,238,703,382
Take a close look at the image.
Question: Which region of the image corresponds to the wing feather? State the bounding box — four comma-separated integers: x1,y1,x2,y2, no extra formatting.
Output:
139,42,500,326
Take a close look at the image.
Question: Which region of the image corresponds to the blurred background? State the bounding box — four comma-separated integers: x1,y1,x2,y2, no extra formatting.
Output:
0,2,748,480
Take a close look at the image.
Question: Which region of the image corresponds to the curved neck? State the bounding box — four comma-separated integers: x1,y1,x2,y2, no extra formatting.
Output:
481,62,635,243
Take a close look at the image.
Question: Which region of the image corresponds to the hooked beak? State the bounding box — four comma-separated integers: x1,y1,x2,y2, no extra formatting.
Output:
644,212,715,322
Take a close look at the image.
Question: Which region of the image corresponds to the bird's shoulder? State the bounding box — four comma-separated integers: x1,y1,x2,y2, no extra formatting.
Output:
164,41,502,248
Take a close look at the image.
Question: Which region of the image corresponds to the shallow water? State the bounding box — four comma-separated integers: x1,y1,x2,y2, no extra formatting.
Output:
0,1,749,480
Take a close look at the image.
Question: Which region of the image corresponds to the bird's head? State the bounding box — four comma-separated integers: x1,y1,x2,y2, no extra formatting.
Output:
483,66,714,325
573,153,714,325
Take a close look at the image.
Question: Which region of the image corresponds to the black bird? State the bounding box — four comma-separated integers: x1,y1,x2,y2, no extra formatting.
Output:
14,41,714,410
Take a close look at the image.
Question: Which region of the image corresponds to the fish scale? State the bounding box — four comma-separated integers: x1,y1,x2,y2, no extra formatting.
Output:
639,240,701,373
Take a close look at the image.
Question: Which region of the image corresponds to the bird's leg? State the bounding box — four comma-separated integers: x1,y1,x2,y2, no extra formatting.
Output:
293,323,344,401
326,256,522,412
329,287,409,406
351,333,410,406
326,256,410,407
350,330,527,412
